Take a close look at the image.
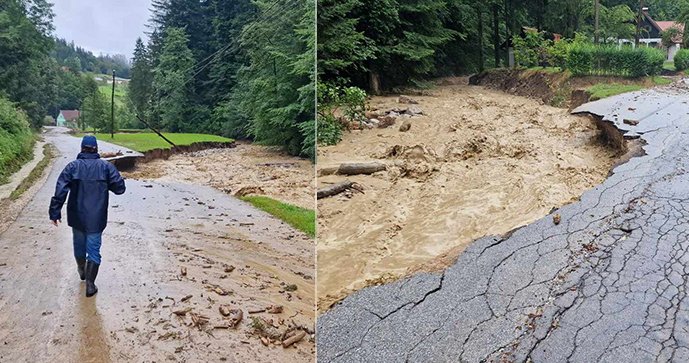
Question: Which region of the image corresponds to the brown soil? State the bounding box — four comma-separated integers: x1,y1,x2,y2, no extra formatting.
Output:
473,68,675,109
316,83,618,312
124,142,314,210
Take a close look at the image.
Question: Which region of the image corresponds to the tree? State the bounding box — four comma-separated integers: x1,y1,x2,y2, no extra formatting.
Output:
229,0,316,158
317,0,372,85
128,38,153,118
153,27,195,132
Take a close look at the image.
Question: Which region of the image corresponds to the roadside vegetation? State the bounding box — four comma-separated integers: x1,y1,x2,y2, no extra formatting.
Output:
0,97,35,185
9,144,55,200
317,0,689,147
587,77,672,101
74,132,233,152
240,195,315,237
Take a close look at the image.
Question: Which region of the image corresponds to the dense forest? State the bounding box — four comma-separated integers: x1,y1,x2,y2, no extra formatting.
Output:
127,0,315,159
318,0,688,92
52,38,131,78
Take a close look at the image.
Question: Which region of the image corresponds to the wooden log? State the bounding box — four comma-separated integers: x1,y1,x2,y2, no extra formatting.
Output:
282,330,307,348
336,162,386,175
317,181,354,199
318,166,339,176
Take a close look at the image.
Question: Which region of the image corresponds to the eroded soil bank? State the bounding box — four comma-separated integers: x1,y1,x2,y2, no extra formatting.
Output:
317,83,619,311
124,142,314,210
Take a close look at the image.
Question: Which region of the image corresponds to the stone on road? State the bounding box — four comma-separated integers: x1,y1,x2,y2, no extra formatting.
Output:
0,127,314,362
317,85,689,363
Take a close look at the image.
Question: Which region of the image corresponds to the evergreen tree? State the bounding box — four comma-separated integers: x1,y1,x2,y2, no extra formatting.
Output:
230,0,316,159
153,27,195,132
128,38,153,118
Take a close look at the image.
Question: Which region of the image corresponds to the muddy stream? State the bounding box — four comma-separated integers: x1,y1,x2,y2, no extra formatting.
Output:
317,83,619,311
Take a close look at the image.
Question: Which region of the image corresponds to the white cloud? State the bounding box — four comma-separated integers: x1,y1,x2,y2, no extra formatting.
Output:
51,0,152,58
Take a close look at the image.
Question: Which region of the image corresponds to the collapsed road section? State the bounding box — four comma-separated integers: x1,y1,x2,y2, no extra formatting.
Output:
317,84,689,362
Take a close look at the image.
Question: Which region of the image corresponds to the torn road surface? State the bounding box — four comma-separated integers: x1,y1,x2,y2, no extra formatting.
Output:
317,85,689,362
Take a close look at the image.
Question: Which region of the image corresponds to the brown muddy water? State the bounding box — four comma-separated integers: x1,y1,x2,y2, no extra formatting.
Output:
317,84,619,312
124,142,315,210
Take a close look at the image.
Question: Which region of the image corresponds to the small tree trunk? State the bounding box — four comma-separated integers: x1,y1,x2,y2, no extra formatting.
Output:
477,5,484,72
493,3,500,68
369,72,381,95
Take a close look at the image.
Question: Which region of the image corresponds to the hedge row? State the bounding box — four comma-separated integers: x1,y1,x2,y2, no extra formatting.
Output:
566,44,665,77
0,96,34,184
675,49,689,71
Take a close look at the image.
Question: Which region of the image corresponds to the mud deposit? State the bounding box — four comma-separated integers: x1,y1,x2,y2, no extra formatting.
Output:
317,84,618,311
0,129,314,362
124,143,314,210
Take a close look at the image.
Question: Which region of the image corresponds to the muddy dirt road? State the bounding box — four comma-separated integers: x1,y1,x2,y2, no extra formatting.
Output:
0,128,314,362
317,84,618,310
125,143,314,210
318,84,689,362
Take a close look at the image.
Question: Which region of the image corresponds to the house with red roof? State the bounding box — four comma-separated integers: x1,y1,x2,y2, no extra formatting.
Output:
620,7,683,61
56,110,80,128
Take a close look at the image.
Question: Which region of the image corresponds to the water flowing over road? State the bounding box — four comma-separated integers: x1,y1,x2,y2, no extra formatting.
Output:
0,128,314,362
317,84,689,362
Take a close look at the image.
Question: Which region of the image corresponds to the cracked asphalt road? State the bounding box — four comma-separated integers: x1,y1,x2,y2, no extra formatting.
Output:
317,85,689,362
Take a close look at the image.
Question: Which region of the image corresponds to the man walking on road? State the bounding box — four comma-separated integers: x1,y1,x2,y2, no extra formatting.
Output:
49,135,126,297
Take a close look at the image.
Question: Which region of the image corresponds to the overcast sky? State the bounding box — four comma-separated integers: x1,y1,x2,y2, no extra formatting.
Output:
51,0,152,59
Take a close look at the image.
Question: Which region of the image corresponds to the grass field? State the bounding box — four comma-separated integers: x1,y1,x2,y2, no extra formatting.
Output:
75,132,234,152
98,84,127,107
240,196,315,237
587,76,673,101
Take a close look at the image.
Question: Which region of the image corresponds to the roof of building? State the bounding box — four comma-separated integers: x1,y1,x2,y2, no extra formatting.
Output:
59,110,80,121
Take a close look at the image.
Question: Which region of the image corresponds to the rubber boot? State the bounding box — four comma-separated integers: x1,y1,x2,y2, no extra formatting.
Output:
85,261,100,297
76,257,86,281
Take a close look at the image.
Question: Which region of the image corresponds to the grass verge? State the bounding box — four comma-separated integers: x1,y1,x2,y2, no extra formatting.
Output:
240,195,315,237
587,76,672,101
74,132,234,152
10,144,55,200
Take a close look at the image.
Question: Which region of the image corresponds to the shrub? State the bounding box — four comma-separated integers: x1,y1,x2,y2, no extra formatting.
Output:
565,44,664,77
0,96,34,184
674,49,689,71
513,32,551,68
317,83,367,146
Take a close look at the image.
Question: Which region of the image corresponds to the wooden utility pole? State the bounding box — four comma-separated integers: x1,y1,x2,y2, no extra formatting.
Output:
111,70,115,139
477,5,484,72
493,3,500,67
594,0,600,45
635,0,644,47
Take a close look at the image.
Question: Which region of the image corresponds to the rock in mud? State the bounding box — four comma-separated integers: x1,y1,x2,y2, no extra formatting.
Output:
398,95,419,104
234,186,265,197
378,116,397,128
399,120,412,132
406,105,423,115
267,305,283,314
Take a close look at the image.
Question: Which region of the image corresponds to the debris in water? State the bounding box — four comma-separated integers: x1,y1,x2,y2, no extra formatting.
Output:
267,305,283,314
180,294,192,302
173,307,192,316
623,119,639,126
282,330,306,348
